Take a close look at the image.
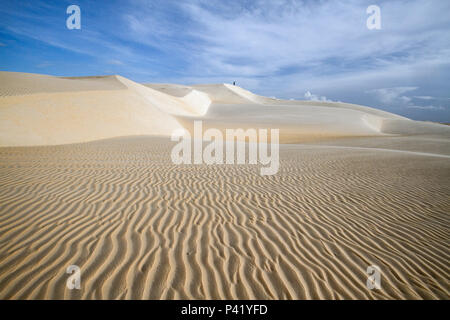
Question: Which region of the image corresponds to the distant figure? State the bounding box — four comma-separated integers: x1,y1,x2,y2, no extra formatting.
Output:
233,81,236,86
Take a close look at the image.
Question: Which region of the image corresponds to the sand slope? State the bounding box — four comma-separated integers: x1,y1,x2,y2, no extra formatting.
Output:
0,72,188,146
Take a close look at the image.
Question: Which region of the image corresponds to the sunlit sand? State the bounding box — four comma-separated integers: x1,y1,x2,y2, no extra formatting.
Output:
0,72,449,299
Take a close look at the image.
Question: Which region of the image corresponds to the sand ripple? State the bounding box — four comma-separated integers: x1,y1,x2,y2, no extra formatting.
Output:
0,137,449,299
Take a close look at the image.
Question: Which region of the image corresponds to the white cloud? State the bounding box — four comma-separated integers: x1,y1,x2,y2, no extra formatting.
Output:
367,87,446,112
121,0,450,80
185,1,450,77
108,59,124,66
366,87,418,105
407,105,445,110
304,91,332,102
413,96,434,100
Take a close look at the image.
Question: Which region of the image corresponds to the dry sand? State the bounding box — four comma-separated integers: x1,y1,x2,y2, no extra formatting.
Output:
0,72,449,299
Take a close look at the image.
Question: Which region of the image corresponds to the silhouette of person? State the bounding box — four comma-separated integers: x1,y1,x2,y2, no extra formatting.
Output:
233,81,236,86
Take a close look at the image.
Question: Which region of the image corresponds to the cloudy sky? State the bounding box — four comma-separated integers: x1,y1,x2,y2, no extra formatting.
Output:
1,0,449,121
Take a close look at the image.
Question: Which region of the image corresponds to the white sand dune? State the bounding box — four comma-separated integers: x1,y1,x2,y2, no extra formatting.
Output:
0,72,189,146
1,72,449,146
0,72,449,300
151,81,450,142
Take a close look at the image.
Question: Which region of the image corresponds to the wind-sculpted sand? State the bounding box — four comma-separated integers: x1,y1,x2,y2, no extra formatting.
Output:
0,72,449,299
0,136,449,299
2,72,450,147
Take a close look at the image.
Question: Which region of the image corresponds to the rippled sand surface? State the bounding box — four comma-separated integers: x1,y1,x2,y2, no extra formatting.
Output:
0,136,448,299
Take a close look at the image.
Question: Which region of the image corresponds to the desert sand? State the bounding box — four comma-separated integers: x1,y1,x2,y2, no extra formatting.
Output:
0,72,449,299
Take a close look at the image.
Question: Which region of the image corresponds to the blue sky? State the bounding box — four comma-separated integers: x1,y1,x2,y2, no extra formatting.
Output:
1,0,450,121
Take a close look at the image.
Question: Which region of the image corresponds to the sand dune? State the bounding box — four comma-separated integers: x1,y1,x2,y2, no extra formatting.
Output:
0,72,185,146
0,72,449,300
2,71,449,147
